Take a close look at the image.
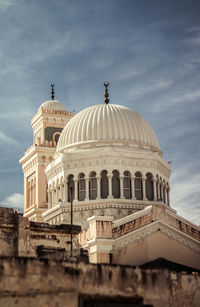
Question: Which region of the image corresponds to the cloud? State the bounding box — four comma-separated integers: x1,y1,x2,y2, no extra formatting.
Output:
128,79,173,99
172,90,200,104
170,168,200,226
0,131,18,145
0,0,13,11
116,66,146,81
0,193,24,212
151,85,200,113
187,28,200,46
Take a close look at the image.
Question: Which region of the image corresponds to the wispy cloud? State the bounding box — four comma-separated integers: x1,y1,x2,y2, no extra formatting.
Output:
172,90,200,104
152,86,200,113
0,0,13,11
0,131,18,145
128,79,173,99
171,168,200,225
0,193,24,212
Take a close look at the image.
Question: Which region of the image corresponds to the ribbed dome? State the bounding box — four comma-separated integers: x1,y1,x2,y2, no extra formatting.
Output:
39,100,66,112
57,104,160,151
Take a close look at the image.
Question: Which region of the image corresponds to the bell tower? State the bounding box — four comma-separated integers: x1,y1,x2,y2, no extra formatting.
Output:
20,86,74,221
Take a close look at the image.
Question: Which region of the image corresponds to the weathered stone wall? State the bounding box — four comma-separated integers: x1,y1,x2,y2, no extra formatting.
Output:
0,207,81,259
0,207,19,256
0,257,199,307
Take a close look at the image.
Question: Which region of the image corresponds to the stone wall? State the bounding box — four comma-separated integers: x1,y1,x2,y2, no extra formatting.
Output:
0,207,81,259
0,257,199,307
0,207,18,256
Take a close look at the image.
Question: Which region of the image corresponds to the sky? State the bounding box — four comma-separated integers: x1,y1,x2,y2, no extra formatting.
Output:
0,0,199,225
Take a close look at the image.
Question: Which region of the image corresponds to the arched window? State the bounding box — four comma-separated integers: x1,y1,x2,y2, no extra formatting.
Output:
146,173,154,201
53,132,61,145
166,183,170,206
101,170,108,199
134,172,143,200
156,175,159,200
163,181,166,204
67,175,74,202
112,170,120,198
123,171,132,199
78,173,86,201
89,172,97,200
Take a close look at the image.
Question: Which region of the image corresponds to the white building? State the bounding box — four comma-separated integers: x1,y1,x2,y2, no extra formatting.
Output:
20,84,200,268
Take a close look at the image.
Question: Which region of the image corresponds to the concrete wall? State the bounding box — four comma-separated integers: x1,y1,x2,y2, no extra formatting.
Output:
0,257,199,307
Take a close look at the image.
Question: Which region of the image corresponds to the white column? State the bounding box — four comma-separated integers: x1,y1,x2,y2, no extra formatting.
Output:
26,181,29,209
50,188,52,208
56,185,59,203
74,179,78,201
33,178,36,205
48,189,52,208
52,186,55,207
97,176,101,199
142,177,147,200
30,182,32,206
153,178,157,201
85,177,89,201
60,183,64,201
108,173,113,199
131,176,135,199
64,180,68,203
120,176,124,199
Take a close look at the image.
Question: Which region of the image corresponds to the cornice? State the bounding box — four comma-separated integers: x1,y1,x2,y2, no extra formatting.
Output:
46,152,170,181
42,202,147,219
112,220,200,253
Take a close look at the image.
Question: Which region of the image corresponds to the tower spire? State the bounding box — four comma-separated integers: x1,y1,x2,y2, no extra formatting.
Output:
104,82,110,104
51,83,55,100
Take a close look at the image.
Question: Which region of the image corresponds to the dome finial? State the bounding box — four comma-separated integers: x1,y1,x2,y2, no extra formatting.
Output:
104,82,110,104
51,83,55,100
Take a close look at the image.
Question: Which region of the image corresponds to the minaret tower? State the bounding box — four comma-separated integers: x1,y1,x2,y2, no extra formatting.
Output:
20,85,74,221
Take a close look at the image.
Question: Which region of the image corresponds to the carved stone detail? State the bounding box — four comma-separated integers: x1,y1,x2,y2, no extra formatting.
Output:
112,221,200,253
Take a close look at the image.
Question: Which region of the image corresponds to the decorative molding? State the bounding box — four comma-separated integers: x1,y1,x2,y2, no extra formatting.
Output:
112,205,152,228
112,220,200,253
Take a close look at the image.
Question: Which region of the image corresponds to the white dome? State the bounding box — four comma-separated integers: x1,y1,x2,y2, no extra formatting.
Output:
39,100,66,112
57,104,160,151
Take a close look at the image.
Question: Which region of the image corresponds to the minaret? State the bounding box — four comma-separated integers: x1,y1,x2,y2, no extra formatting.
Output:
20,85,74,222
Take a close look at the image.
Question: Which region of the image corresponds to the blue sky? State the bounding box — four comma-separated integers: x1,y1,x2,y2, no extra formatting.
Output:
0,0,199,225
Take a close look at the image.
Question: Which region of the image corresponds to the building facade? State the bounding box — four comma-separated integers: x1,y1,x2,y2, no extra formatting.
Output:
19,86,200,270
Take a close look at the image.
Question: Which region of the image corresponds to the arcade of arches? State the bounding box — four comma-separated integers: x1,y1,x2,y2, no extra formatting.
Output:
47,170,170,209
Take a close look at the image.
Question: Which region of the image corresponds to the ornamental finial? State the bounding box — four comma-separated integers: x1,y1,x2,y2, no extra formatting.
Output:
51,83,55,100
104,82,109,104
